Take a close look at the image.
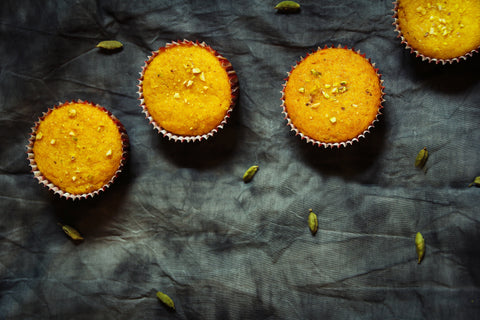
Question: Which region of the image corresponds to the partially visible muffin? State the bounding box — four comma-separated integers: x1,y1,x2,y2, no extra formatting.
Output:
27,100,128,199
138,40,239,142
394,0,480,63
282,46,384,148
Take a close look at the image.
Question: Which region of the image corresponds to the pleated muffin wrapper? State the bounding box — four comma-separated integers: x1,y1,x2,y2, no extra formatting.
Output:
281,45,385,149
392,1,479,65
137,39,239,143
26,100,129,200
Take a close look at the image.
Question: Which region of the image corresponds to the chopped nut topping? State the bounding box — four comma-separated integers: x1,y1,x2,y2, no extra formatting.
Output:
69,131,75,136
203,86,209,90
340,81,347,86
68,109,77,118
72,176,76,182
298,87,305,93
321,90,330,99
192,67,201,74
173,92,180,99
186,80,194,87
50,139,56,145
199,72,206,81
106,149,112,157
324,84,331,88
36,132,43,140
310,69,321,77
310,102,321,109
352,103,358,107
416,6,427,15
331,87,338,94
329,117,337,124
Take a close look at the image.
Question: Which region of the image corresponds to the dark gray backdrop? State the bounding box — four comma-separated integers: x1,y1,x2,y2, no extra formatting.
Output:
1,0,480,319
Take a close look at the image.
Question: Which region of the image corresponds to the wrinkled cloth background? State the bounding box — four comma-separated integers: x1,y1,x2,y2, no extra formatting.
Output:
1,0,480,319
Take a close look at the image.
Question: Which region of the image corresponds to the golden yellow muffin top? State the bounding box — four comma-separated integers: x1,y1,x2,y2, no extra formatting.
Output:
284,47,382,145
396,0,480,60
32,102,125,195
141,42,234,137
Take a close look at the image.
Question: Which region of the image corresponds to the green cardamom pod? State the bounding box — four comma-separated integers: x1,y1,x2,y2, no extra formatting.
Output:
243,165,259,183
60,224,84,241
308,209,318,235
156,291,175,310
468,176,480,187
415,147,428,168
96,40,123,50
415,232,425,264
274,1,301,13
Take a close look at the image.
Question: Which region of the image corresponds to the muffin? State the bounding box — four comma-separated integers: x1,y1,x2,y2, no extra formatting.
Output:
27,100,128,200
138,40,239,142
393,0,480,64
281,45,384,148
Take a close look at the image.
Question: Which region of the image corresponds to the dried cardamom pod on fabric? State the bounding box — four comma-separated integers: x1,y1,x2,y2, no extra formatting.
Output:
243,165,259,183
308,209,318,235
156,291,175,310
415,232,425,264
274,1,301,13
60,224,84,241
96,40,123,50
414,147,428,168
468,176,480,187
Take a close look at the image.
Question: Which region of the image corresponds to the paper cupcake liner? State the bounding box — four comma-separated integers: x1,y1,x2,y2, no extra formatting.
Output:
281,44,385,148
392,1,479,65
26,100,129,200
137,39,239,143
